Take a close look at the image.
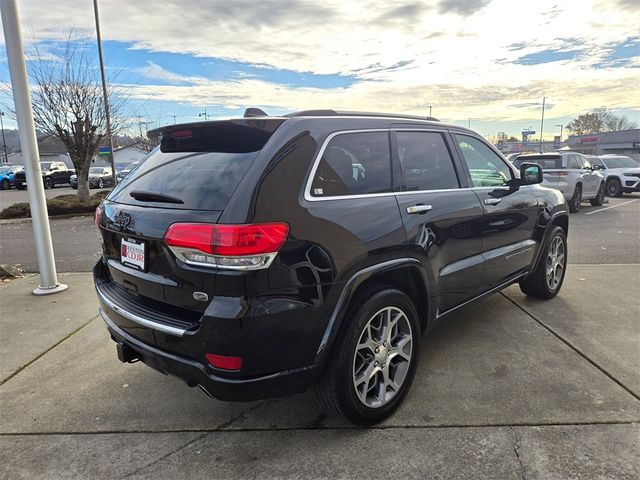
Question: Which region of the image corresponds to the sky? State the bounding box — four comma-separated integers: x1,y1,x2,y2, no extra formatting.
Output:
0,0,639,141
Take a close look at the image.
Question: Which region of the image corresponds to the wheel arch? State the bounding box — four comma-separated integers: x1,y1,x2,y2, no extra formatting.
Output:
528,211,568,275
313,259,431,367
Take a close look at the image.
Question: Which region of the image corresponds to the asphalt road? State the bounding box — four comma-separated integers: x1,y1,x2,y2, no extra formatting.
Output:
1,194,638,272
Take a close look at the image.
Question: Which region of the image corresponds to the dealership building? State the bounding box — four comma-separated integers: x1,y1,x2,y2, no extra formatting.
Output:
496,128,640,160
566,129,640,160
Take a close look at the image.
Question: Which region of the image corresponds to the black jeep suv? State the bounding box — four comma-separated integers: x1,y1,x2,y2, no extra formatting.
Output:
94,109,568,425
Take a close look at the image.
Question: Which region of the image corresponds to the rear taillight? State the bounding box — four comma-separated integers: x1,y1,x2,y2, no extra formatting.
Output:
164,222,289,270
95,207,103,229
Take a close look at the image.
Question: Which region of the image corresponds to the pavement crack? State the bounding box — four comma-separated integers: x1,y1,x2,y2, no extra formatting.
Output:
509,426,527,480
500,292,640,402
121,401,268,478
121,432,210,479
0,315,98,386
215,400,269,430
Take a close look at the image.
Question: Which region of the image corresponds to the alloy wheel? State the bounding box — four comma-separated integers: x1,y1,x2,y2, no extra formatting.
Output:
352,306,413,408
546,235,565,291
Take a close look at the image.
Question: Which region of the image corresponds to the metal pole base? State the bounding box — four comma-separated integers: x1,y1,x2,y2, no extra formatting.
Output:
32,283,69,296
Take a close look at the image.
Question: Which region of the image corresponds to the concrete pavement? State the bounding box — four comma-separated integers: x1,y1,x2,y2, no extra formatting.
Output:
0,264,638,479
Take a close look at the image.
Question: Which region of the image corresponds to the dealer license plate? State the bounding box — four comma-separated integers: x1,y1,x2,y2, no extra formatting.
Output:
120,238,146,271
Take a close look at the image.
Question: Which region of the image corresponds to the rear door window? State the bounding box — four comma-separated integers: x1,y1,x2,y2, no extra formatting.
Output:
310,131,391,197
395,131,459,191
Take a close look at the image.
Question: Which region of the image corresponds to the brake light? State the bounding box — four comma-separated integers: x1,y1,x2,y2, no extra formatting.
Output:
164,222,289,270
205,353,242,371
95,207,103,229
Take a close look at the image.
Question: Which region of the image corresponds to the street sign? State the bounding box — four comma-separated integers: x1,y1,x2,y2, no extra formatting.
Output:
98,146,111,156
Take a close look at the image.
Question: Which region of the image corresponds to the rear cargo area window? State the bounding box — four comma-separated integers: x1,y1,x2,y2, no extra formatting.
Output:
107,150,258,211
107,120,284,211
311,131,391,197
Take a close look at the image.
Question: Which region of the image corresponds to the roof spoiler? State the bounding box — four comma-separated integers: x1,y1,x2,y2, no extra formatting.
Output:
243,107,268,118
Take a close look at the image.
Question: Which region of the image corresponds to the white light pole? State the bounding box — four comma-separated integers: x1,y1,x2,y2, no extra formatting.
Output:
1,0,67,295
93,0,117,186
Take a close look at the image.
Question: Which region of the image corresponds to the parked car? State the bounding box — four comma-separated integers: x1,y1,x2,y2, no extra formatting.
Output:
116,161,140,183
14,161,74,189
0,164,24,190
586,155,640,197
94,109,569,425
71,167,114,189
514,152,605,213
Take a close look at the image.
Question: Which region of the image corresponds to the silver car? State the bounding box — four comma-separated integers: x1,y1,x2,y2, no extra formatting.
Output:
586,155,640,197
515,152,605,213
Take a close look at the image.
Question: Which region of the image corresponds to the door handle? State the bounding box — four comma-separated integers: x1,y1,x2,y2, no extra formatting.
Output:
406,204,432,214
484,198,502,206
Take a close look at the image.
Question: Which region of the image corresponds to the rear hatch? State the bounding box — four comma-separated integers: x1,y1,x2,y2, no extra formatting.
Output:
515,155,566,181
96,119,285,335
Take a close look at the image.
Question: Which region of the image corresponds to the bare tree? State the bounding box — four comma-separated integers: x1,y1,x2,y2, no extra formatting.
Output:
566,108,638,136
28,33,128,202
130,134,159,154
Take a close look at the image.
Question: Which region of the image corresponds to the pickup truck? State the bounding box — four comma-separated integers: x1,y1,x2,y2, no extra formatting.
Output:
14,161,75,189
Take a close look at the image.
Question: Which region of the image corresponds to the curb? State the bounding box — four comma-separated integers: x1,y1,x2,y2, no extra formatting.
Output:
0,212,94,225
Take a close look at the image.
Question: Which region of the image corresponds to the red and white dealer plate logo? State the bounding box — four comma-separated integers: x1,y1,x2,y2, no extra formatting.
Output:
121,238,145,271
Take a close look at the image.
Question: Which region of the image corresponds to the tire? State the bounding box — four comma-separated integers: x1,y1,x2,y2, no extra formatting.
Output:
98,178,104,188
590,183,605,206
17,184,26,190
1,179,9,190
606,178,623,197
519,226,567,299
44,177,53,189
568,184,582,213
314,287,421,425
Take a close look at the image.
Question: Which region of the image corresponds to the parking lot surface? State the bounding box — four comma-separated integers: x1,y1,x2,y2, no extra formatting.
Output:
0,195,638,479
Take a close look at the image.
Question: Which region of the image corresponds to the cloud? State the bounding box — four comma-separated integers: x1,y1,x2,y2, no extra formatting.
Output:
1,0,639,129
437,0,492,16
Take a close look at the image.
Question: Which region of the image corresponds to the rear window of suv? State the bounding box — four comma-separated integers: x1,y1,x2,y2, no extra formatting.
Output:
514,156,561,169
107,120,283,211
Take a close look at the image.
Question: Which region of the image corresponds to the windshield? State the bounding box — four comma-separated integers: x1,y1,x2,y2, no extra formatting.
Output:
0,167,10,174
90,167,105,174
602,157,638,169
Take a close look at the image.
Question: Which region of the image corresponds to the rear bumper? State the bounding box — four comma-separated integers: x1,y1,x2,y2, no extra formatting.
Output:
100,306,321,401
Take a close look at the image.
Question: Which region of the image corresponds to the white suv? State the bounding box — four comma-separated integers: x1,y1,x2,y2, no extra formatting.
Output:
515,152,605,213
586,155,640,197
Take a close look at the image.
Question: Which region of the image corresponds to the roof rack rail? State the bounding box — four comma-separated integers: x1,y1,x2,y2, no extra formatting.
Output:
284,110,439,122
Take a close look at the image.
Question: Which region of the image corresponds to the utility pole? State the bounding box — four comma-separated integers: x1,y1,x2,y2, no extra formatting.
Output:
539,96,546,153
468,118,471,129
1,0,67,295
556,123,564,142
428,105,432,117
0,111,8,162
93,0,117,186
199,108,208,121
169,114,177,125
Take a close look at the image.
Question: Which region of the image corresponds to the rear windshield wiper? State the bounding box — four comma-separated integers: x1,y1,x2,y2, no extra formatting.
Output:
129,190,184,204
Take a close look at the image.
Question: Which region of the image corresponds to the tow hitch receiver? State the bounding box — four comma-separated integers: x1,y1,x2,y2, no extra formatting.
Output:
116,342,140,363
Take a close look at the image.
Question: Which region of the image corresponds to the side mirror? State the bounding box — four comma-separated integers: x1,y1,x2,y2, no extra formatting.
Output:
519,163,543,185
592,164,603,170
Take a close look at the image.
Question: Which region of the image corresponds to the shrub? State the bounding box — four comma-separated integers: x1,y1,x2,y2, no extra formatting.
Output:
0,190,111,220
